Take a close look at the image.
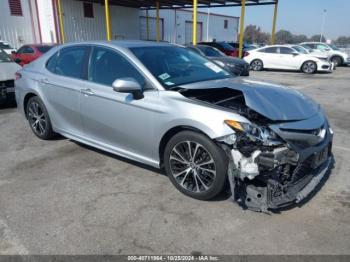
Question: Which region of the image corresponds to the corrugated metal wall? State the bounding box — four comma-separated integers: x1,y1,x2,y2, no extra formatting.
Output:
0,0,39,48
140,9,239,45
60,0,140,42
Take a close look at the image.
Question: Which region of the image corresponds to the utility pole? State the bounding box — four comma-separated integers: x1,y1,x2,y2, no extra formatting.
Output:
320,9,327,42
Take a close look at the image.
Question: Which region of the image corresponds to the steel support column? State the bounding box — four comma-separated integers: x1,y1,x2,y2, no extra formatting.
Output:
105,0,112,41
192,0,198,45
238,0,246,58
57,0,65,43
271,0,278,45
156,2,160,42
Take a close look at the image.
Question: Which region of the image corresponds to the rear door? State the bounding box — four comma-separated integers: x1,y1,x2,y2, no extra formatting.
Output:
40,45,90,136
260,47,279,68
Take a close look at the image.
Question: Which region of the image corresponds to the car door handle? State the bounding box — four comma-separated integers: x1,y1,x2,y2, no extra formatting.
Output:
39,78,50,84
80,88,95,96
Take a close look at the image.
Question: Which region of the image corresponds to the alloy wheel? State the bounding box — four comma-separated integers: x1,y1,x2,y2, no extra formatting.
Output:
302,61,316,73
28,101,47,136
251,60,263,71
169,141,216,193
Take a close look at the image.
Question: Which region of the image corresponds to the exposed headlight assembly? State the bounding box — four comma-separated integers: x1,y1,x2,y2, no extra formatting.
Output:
224,120,283,146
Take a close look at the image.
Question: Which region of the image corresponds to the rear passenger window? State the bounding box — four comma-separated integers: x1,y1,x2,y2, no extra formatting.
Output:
54,47,88,79
264,47,278,53
88,47,145,87
46,52,58,73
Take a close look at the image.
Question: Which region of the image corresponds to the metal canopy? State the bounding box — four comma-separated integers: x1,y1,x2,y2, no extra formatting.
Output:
79,0,277,9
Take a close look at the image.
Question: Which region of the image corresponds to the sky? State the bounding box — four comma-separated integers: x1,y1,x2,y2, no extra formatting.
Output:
210,0,350,40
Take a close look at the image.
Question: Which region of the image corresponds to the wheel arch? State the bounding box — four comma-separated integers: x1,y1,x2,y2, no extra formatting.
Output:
158,125,210,168
330,55,343,65
23,92,38,118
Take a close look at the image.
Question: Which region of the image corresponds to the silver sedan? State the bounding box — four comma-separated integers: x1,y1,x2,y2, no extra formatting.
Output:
15,41,333,212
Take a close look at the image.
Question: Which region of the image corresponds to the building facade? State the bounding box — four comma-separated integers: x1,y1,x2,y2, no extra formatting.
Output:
0,0,239,48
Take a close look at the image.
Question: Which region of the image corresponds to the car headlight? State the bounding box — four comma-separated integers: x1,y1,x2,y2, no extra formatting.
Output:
224,120,283,146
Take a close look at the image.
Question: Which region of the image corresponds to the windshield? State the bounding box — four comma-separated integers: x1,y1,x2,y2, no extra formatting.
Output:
131,46,232,89
0,42,12,49
292,45,309,54
329,44,340,50
0,49,12,62
37,45,53,53
197,46,225,57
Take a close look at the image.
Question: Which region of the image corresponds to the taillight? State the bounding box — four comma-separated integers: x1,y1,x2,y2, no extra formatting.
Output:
15,72,22,80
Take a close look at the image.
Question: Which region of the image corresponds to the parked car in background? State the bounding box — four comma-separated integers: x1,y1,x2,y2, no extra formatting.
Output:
285,44,334,69
11,44,55,66
0,41,16,55
186,44,250,76
228,42,258,52
300,42,350,66
244,45,332,74
199,41,249,57
0,49,21,103
15,41,333,212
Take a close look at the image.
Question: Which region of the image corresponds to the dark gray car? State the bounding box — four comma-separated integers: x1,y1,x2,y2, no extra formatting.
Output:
186,44,250,76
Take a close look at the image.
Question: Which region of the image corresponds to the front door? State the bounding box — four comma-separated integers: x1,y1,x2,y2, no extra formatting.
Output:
79,46,158,163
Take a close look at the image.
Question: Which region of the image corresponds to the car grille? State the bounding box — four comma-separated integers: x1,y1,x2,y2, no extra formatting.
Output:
0,80,15,88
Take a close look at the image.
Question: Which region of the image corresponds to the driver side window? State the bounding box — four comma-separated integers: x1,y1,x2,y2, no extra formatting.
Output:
88,47,145,88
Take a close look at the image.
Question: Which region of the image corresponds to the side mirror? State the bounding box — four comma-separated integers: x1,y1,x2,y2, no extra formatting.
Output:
11,51,16,54
292,52,299,56
112,78,143,99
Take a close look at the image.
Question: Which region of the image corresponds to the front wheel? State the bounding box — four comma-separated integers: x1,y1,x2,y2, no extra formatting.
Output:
164,131,228,200
250,59,264,71
331,56,342,67
301,61,317,74
27,96,56,140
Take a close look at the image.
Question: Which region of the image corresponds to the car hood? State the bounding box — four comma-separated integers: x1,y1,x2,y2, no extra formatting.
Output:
210,56,248,66
0,62,21,81
179,78,320,121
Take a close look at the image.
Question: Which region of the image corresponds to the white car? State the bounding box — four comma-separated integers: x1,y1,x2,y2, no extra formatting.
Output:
300,42,350,66
244,45,332,74
0,41,16,55
0,49,21,102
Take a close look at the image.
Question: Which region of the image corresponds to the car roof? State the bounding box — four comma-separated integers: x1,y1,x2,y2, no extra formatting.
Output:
56,40,175,49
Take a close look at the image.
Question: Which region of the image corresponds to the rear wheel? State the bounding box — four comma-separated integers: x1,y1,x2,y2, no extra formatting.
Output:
331,56,342,67
164,131,228,200
301,61,317,74
27,96,56,140
250,59,263,71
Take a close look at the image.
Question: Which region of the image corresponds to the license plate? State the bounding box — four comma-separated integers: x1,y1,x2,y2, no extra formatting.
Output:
312,145,329,168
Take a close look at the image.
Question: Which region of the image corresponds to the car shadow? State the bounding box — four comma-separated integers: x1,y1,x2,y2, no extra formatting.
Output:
263,69,332,75
71,140,231,202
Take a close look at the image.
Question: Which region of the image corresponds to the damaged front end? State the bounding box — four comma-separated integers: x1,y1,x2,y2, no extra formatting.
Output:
181,87,333,213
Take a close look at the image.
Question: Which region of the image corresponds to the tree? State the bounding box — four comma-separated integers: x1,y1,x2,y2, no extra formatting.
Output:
335,36,350,46
243,25,271,44
292,34,308,44
310,34,326,42
275,30,294,44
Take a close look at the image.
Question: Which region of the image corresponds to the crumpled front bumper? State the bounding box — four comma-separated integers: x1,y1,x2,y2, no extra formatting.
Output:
228,125,334,213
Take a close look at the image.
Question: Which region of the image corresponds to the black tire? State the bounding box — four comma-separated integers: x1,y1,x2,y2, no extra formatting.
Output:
250,59,264,71
301,60,317,74
331,56,342,67
164,130,228,200
26,96,56,140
